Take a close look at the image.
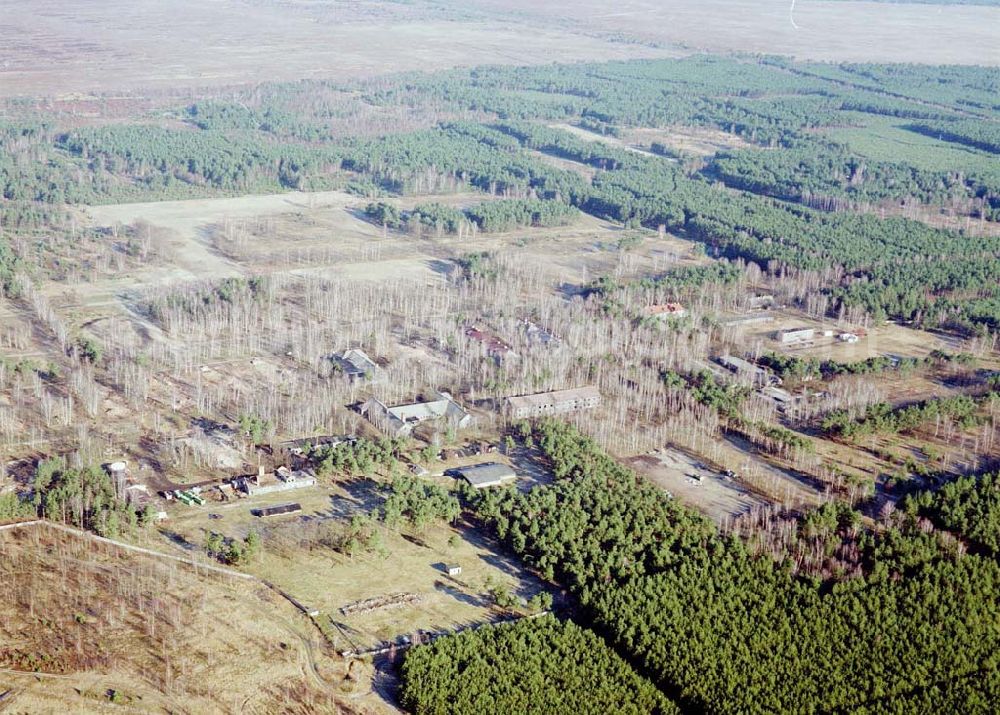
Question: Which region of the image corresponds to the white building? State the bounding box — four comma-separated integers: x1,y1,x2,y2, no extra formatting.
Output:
774,327,816,345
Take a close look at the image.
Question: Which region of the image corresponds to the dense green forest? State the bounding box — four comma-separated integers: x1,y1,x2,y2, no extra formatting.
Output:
399,616,678,715
452,420,1000,713
906,471,1000,556
364,196,578,234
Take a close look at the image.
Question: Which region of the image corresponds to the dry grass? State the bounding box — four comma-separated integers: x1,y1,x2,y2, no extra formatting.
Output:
466,0,1000,65
625,126,753,158
158,477,553,652
0,0,674,98
0,523,373,714
8,1,993,102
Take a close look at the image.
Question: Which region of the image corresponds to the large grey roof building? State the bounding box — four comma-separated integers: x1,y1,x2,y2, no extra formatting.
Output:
362,390,473,437
452,462,517,489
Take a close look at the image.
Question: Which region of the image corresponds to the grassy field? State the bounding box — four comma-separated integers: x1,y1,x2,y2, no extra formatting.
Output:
0,0,674,98
156,475,554,652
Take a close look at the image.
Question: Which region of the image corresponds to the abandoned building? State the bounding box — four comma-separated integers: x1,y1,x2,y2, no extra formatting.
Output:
716,355,780,387
451,462,518,489
465,325,518,362
281,434,354,457
774,327,816,345
505,386,601,420
522,319,561,347
253,502,303,518
644,303,687,319
235,465,317,496
747,295,775,310
361,391,473,438
329,348,381,383
721,314,775,327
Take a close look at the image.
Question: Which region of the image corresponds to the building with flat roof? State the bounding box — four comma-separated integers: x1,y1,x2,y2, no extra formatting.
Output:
452,462,517,489
236,466,317,496
722,314,775,328
254,502,303,518
505,386,601,420
774,327,816,345
362,391,473,438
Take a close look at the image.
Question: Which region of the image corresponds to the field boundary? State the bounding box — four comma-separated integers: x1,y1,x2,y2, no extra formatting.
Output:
0,519,256,580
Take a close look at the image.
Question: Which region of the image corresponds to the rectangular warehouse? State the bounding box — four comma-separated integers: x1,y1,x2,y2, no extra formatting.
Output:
773,327,816,345
452,462,518,489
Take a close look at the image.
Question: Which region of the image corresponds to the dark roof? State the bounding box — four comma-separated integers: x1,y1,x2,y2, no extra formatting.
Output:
254,503,302,517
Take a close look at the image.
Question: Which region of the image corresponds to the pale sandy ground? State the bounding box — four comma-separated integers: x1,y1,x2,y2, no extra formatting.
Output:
4,0,996,101
629,448,770,523
467,0,1000,65
0,0,676,98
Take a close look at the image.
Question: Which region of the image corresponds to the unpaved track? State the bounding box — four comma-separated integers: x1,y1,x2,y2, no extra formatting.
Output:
83,191,362,283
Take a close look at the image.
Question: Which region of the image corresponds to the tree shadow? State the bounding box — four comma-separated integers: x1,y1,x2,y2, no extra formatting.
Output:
426,258,456,277
402,533,429,549
323,477,383,520
434,580,489,607
159,529,196,551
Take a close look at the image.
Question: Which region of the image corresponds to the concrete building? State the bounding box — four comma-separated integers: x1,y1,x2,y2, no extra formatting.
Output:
774,327,816,345
452,462,517,489
330,349,380,383
362,391,473,438
254,502,303,518
760,385,797,405
236,466,317,497
281,435,354,457
505,386,601,420
747,295,775,310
